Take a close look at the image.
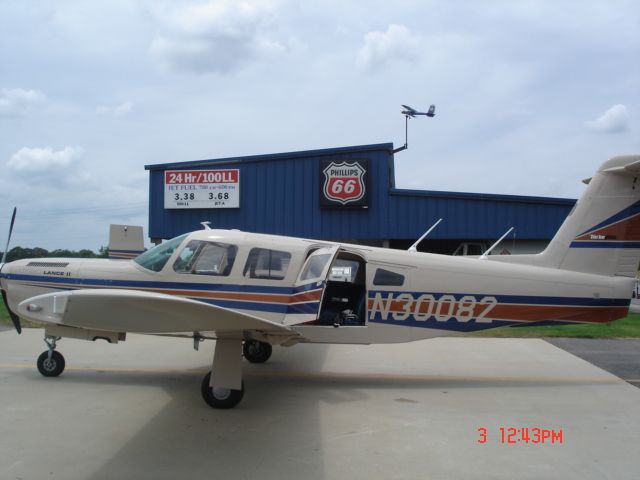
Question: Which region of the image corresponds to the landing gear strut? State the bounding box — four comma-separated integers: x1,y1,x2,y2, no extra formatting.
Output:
37,336,65,377
243,340,272,363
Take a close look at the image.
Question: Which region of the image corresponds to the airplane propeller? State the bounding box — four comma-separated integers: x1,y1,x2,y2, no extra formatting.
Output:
1,207,16,266
1,207,21,334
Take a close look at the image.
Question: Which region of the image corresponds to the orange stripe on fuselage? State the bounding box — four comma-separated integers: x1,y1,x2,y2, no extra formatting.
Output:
366,298,628,324
576,214,640,241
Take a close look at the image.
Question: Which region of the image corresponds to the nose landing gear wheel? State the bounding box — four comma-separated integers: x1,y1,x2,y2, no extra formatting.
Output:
37,350,65,377
201,371,244,409
243,340,272,363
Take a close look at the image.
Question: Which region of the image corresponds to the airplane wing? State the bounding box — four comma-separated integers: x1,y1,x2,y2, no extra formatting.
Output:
401,104,415,112
16,289,293,336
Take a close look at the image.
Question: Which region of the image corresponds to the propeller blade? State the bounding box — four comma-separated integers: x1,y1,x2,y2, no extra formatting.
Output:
1,290,21,334
1,207,16,265
1,207,21,334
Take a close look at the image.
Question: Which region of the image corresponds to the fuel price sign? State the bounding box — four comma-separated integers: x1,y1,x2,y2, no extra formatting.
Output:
164,169,240,209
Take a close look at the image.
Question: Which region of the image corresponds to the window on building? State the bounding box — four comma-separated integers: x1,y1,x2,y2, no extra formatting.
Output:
173,240,237,276
243,248,291,280
373,268,405,286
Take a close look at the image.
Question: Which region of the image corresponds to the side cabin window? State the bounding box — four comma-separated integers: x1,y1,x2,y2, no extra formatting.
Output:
243,248,291,280
173,240,237,276
299,253,332,281
373,268,405,286
134,234,187,272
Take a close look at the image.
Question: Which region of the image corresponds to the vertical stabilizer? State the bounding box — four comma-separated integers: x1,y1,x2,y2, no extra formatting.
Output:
537,155,640,277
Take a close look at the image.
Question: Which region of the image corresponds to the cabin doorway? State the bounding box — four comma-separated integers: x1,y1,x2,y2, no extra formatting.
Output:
317,251,367,327
286,248,367,327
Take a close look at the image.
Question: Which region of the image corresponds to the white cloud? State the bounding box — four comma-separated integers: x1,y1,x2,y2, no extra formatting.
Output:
7,146,84,172
149,0,285,74
356,24,421,72
96,101,134,117
0,88,47,116
585,104,629,133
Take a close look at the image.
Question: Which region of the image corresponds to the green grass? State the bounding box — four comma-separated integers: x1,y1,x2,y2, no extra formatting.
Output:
466,313,640,338
2,297,640,338
0,298,41,330
0,300,11,326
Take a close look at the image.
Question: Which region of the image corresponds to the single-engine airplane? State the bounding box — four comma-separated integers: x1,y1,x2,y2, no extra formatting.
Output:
401,104,435,117
1,155,640,409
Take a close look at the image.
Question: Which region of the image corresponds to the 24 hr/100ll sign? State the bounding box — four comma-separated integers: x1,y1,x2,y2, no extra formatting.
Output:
164,169,240,209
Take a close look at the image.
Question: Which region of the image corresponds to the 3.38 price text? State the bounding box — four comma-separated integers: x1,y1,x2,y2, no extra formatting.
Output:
174,193,195,201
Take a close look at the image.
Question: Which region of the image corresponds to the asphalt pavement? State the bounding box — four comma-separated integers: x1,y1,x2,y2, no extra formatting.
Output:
546,338,640,388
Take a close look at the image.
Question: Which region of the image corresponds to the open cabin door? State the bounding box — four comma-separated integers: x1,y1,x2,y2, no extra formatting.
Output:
283,246,340,326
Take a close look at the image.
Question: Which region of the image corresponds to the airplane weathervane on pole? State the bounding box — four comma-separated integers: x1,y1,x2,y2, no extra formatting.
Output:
393,104,436,154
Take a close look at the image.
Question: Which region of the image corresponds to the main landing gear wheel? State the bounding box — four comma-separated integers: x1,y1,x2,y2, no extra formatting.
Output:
201,371,244,409
37,350,65,377
37,336,65,377
243,340,272,363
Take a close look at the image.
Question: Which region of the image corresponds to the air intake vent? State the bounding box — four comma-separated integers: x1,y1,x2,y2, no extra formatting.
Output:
26,262,70,268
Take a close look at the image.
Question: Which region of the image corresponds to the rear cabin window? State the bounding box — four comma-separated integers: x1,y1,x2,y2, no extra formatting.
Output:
243,248,291,280
373,268,405,286
173,240,237,276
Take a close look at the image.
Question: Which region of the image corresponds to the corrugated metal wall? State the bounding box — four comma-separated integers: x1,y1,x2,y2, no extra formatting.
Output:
146,143,575,241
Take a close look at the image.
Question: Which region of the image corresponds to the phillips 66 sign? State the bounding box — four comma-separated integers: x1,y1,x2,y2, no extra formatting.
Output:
320,159,369,208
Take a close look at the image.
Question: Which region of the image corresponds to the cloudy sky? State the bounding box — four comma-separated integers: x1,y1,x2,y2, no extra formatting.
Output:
0,0,638,250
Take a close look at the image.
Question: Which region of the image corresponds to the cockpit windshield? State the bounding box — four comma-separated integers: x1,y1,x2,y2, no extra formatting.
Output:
134,234,187,272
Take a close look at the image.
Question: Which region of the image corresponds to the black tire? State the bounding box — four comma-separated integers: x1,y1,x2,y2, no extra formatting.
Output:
243,340,272,363
201,371,244,409
37,351,65,377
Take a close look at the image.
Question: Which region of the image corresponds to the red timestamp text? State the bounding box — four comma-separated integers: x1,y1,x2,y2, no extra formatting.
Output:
476,427,563,445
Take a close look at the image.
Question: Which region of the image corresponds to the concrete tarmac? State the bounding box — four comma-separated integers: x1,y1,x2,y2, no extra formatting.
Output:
1,330,639,480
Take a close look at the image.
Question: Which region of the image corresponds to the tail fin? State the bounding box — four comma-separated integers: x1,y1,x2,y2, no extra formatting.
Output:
537,155,640,277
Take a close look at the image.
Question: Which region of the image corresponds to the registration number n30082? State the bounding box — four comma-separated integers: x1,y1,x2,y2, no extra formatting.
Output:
368,292,498,323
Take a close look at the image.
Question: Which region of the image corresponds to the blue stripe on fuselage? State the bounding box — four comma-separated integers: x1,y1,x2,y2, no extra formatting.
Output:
367,313,521,332
570,241,640,249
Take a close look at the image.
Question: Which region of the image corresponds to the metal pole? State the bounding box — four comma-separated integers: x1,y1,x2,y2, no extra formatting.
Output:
405,115,409,149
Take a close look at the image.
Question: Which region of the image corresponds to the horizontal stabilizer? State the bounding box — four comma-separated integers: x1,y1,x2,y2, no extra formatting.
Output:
602,158,640,176
17,289,293,335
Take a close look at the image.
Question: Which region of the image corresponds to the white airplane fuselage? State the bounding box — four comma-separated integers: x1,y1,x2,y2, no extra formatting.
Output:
1,228,632,345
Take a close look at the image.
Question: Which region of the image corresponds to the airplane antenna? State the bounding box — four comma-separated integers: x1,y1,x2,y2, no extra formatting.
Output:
408,218,443,252
393,104,436,154
200,221,212,230
480,227,515,259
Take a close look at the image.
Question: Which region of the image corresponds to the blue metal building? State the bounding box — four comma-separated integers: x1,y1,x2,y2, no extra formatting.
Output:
145,143,575,253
